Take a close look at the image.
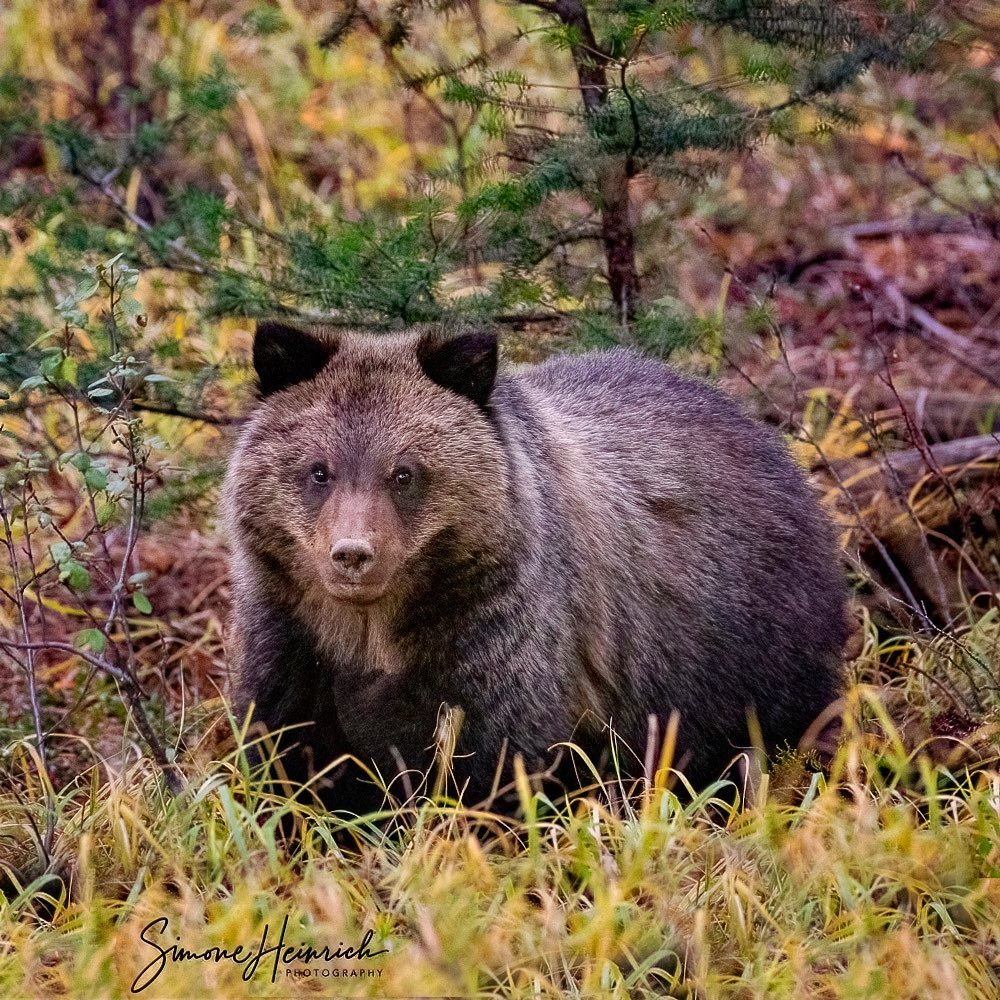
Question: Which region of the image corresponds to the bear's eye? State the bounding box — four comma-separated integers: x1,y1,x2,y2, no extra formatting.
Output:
310,462,331,485
392,467,413,489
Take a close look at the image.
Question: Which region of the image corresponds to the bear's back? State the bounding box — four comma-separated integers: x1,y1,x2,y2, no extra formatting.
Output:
502,348,818,550
493,349,847,778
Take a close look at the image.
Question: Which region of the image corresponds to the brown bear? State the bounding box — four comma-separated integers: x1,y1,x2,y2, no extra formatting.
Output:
224,322,847,813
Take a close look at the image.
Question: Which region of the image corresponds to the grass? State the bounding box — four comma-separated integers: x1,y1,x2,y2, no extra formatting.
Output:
1,616,999,999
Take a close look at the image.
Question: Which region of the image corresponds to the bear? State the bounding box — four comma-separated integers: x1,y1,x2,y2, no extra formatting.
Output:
223,322,848,814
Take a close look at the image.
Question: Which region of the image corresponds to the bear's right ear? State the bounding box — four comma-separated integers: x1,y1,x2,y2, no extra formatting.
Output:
253,322,338,398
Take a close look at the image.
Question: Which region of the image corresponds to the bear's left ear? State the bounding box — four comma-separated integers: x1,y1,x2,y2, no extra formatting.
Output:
417,331,498,409
253,322,338,398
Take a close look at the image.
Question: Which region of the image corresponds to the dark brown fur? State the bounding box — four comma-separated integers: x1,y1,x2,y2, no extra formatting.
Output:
224,323,848,812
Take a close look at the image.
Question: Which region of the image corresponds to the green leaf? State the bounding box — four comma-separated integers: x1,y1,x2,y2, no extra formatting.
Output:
60,356,79,384
60,560,91,592
56,278,99,313
132,591,153,615
84,466,109,492
40,352,63,379
74,628,107,654
50,540,72,563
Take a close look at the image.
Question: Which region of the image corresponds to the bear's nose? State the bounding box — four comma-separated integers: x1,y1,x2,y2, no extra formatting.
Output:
330,538,376,578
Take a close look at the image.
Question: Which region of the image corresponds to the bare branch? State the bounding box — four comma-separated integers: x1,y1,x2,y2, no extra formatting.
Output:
833,433,1000,487
839,229,1000,389
0,638,185,795
131,399,241,426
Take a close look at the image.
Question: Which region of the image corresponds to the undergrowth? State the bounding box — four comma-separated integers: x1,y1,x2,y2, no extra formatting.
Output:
1,616,999,998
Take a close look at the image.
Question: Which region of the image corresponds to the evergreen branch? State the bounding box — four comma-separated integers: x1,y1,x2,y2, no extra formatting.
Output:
401,29,531,89
528,222,603,266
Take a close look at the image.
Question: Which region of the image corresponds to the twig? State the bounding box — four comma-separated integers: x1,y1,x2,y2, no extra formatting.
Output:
842,215,985,240
0,486,55,857
874,341,956,619
833,433,1000,486
277,305,574,328
0,639,185,795
736,283,938,630
79,170,210,276
131,399,241,426
839,229,1000,389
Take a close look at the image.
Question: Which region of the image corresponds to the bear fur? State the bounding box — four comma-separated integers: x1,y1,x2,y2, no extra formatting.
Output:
224,322,848,812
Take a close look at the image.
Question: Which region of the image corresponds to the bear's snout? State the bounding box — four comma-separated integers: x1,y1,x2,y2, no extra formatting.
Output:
330,538,376,580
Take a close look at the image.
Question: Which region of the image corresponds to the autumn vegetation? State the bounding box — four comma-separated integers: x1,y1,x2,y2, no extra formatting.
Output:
1,1,999,997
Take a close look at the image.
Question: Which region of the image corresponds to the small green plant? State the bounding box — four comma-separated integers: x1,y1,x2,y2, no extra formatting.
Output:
1,256,190,873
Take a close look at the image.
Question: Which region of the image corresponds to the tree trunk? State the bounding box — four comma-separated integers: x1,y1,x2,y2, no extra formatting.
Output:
599,159,639,320
548,0,639,318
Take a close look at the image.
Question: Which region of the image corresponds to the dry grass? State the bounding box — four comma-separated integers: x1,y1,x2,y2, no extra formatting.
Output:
0,614,999,998
1,273,998,997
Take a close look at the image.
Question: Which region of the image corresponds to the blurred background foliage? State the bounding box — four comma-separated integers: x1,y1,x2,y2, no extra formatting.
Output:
1,1,996,343
1,0,999,804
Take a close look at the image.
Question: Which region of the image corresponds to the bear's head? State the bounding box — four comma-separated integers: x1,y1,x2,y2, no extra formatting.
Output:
226,323,509,607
